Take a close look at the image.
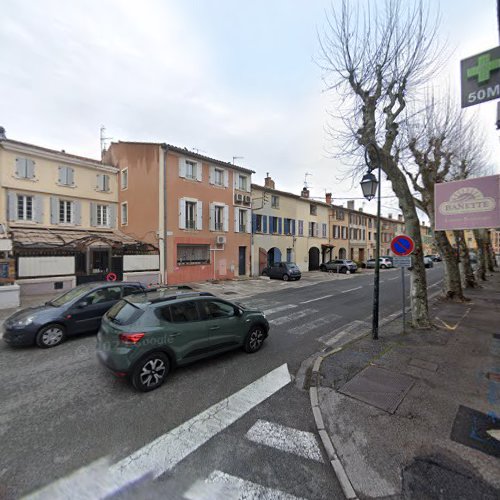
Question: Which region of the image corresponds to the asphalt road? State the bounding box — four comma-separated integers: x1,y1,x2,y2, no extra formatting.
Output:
0,266,444,500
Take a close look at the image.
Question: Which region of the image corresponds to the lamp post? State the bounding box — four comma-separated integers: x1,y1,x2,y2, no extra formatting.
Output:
360,144,381,340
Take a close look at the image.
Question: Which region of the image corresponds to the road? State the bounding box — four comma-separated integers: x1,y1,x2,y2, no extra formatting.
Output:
0,266,444,500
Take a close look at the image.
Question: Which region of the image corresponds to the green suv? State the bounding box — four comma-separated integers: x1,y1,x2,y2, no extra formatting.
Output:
96,290,269,392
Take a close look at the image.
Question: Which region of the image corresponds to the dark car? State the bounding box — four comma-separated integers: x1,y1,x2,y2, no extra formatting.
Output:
261,262,301,281
425,254,442,262
2,281,145,348
96,290,269,392
320,259,357,273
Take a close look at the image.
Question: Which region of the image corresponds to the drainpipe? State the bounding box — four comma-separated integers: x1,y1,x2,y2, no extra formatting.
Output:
162,144,169,284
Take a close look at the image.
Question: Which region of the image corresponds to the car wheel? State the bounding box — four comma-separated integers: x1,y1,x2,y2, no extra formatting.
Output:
36,324,66,348
282,274,289,281
244,326,266,353
132,352,170,392
340,267,347,274
320,265,326,272
380,264,387,269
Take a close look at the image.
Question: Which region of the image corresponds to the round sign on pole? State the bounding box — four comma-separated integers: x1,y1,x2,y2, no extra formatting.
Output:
390,235,415,256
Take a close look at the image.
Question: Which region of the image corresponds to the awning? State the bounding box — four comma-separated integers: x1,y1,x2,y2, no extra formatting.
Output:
9,227,157,251
321,244,335,248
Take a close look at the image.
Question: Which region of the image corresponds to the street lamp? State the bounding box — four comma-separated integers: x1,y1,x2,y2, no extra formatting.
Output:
360,144,382,340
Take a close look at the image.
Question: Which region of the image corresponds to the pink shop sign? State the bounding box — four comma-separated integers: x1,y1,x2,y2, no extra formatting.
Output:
434,175,500,230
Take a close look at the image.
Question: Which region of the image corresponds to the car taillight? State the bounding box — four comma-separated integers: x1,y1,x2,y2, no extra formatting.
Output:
119,333,145,345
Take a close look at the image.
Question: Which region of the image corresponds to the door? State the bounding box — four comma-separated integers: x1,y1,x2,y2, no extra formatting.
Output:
91,248,110,274
199,299,243,349
158,301,209,361
68,286,123,334
238,246,246,276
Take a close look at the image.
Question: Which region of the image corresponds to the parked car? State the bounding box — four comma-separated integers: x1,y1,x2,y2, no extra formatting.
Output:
320,259,357,273
425,254,442,262
365,257,393,269
2,281,146,348
96,290,269,392
424,256,434,268
261,262,301,281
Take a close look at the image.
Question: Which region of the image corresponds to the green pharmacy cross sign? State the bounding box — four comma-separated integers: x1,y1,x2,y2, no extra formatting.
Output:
461,46,500,108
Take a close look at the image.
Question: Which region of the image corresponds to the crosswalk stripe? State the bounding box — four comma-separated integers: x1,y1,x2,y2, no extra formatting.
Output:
263,304,298,315
287,315,340,336
269,308,319,326
246,420,324,462
184,470,308,500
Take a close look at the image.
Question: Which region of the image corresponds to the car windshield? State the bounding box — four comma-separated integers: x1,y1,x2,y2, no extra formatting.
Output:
49,284,98,307
107,300,143,325
287,263,299,270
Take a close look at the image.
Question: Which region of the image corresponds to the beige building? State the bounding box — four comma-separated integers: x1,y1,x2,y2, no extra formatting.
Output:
0,131,157,295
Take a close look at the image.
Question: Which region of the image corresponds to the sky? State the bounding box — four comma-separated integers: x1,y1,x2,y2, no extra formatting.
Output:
1,0,499,219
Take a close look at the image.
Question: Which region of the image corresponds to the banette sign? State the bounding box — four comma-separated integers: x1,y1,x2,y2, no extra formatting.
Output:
434,175,500,230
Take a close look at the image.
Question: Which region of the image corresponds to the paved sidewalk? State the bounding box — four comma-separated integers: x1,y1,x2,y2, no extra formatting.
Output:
311,272,500,499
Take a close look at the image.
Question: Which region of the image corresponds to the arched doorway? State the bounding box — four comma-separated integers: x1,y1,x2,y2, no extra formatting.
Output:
338,247,346,259
308,247,320,270
267,247,282,266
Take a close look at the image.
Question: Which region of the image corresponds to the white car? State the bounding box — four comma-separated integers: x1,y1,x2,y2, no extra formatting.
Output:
365,257,393,269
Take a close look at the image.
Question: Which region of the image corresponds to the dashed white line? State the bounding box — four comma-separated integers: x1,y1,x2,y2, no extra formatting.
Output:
269,309,319,326
288,315,341,336
341,286,362,293
300,294,333,304
263,304,298,315
246,420,324,462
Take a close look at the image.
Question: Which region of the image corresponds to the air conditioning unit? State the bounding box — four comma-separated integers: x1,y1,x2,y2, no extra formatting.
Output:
235,193,243,203
216,235,226,245
243,195,251,204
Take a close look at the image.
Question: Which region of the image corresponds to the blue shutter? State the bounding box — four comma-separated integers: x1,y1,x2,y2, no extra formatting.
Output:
278,218,282,234
283,219,288,234
252,213,257,233
263,215,268,233
269,217,274,234
291,220,296,235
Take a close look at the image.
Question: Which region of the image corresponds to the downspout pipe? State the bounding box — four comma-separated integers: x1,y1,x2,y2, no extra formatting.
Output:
161,144,169,284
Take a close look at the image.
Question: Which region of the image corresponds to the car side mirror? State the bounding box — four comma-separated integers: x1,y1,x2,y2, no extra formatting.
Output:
235,308,243,317
77,301,89,309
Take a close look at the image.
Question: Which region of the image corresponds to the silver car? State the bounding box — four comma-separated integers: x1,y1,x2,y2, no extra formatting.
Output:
365,257,393,269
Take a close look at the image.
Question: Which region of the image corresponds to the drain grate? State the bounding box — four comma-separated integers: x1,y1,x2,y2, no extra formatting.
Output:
339,365,415,414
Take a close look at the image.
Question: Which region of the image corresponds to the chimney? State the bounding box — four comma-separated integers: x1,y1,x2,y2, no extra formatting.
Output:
264,173,275,190
301,187,310,198
347,200,355,210
398,214,403,221
325,192,332,205
359,207,363,212
0,126,6,140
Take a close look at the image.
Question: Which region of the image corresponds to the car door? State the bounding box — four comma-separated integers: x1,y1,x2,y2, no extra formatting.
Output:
269,265,279,279
199,299,243,350
158,300,209,362
67,286,123,334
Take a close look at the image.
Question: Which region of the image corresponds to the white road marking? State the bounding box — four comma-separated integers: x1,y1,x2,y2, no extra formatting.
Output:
318,320,370,346
341,286,362,293
388,277,398,281
184,470,307,500
246,419,324,462
299,294,333,304
288,315,340,336
263,304,298,315
269,308,319,326
24,365,292,500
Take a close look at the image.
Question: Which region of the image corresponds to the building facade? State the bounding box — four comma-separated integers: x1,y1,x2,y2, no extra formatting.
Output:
105,142,253,285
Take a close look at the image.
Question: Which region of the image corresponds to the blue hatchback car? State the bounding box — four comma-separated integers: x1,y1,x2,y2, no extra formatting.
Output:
2,282,145,348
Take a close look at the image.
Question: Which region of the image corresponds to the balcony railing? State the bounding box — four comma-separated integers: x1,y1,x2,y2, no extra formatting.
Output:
215,222,223,231
186,220,196,230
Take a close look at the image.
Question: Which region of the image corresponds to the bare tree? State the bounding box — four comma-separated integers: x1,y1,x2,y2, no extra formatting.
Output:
318,0,446,327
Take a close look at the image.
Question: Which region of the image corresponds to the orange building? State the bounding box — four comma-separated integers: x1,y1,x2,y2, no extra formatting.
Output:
104,142,254,285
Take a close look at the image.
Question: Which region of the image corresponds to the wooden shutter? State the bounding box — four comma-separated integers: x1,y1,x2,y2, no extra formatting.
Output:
69,168,75,186
178,198,186,229
245,210,251,233
15,158,25,177
234,207,239,233
196,201,203,229
7,192,17,221
27,159,35,179
58,166,64,184
109,205,116,227
278,218,282,234
209,203,215,231
34,195,44,223
74,201,81,225
209,166,214,185
223,205,229,232
96,174,103,190
263,215,268,234
196,162,202,182
178,157,186,178
223,170,229,187
252,213,257,233
90,202,97,226
50,197,59,224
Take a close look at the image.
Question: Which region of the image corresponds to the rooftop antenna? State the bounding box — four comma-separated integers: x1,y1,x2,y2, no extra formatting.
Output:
233,156,244,164
304,172,312,188
100,126,112,153
191,147,206,154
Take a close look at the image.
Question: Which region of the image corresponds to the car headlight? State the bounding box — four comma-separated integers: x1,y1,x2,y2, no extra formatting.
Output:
13,316,35,327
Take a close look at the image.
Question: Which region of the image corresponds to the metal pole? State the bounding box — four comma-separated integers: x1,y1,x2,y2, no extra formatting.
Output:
401,265,406,334
373,163,381,340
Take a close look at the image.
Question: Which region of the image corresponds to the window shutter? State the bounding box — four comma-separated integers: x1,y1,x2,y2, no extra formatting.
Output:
315,223,319,237
69,168,75,186
269,217,274,234
27,159,35,179
34,195,44,223
73,201,81,225
50,197,59,224
196,201,203,229
7,192,17,221
104,175,109,191
291,220,296,235
263,215,268,234
90,202,97,226
109,205,116,227
96,174,102,190
209,203,215,231
178,158,186,178
15,158,24,177
234,207,239,233
58,166,63,184
223,206,229,232
278,218,282,234
252,213,257,233
223,170,229,188
179,198,186,229
246,210,251,233
196,162,202,182
233,173,238,190
209,166,214,185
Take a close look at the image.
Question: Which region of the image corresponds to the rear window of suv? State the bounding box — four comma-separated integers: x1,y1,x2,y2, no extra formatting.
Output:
107,300,143,325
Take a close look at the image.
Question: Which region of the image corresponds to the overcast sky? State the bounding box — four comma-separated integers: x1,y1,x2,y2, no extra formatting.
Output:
1,0,499,218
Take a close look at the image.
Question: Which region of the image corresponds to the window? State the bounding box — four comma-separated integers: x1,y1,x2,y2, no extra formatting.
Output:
298,220,304,236
336,209,344,221
121,202,128,225
310,204,317,215
333,225,340,239
308,222,314,237
214,168,224,186
322,223,327,238
238,175,248,191
97,204,109,226
270,216,279,234
202,300,235,319
186,201,196,229
255,214,263,232
97,174,110,192
239,209,246,233
58,166,74,186
169,301,200,323
121,168,128,190
186,160,197,180
271,195,280,208
15,157,35,179
59,200,73,223
214,205,224,231
342,226,347,239
284,218,293,235
17,195,33,221
84,286,122,305
177,244,210,265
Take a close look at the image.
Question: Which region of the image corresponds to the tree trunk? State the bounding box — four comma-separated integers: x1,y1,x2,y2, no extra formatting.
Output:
485,231,496,271
473,229,487,281
434,230,465,300
454,230,477,288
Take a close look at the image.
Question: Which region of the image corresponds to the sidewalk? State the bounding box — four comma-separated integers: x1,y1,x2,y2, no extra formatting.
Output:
311,272,500,499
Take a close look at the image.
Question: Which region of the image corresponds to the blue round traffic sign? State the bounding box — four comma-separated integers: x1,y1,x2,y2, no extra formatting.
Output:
391,235,415,256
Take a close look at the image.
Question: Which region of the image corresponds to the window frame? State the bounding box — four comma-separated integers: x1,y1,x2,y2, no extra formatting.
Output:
185,160,197,180
121,168,128,190
121,202,128,226
271,195,280,208
238,175,248,191
96,204,109,227
17,194,34,221
59,199,73,224
214,168,224,186
185,201,197,230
